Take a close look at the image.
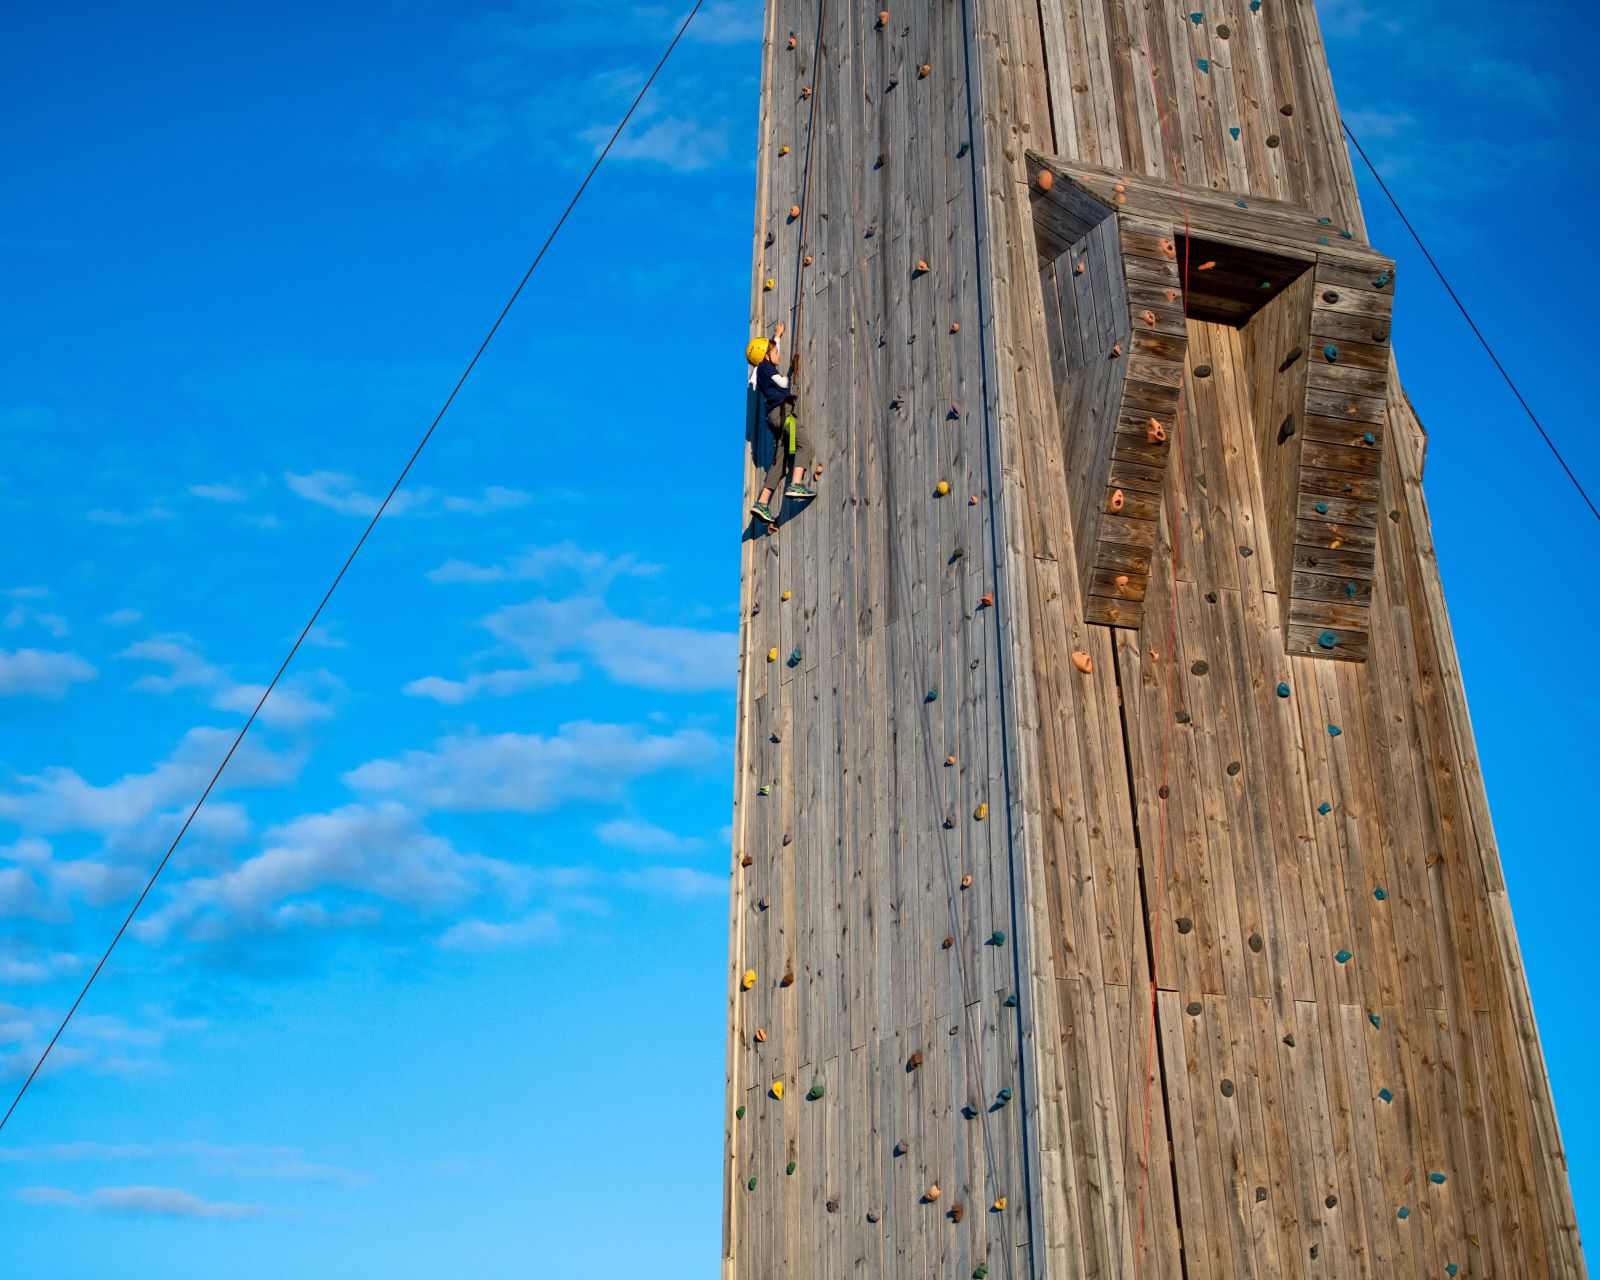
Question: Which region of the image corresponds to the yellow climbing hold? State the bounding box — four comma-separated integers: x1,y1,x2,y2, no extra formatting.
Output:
781,590,792,601
936,480,950,496
767,648,779,663
770,1080,784,1100
742,969,757,990
974,802,989,821
764,278,775,291
993,1196,1007,1212
779,145,790,155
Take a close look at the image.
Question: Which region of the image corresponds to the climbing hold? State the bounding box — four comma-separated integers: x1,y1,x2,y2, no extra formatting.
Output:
950,322,961,333
1327,724,1342,737
1035,169,1053,191
748,1176,758,1190
781,589,791,601
989,929,1006,946
1220,1078,1235,1097
945,754,957,767
974,1268,989,1280
779,145,790,156
799,85,811,98
1176,917,1193,934
1373,886,1387,901
788,204,801,219
1003,992,1018,1007
1317,802,1332,816
924,688,937,703
1186,1001,1202,1016
867,1209,881,1224
1229,127,1241,141
1198,260,1217,271
1194,364,1212,378
876,9,888,26
1378,1087,1393,1103
1188,10,1202,22
924,1184,941,1203
740,854,754,867
1248,932,1262,952
893,1139,908,1156
1397,1206,1410,1220
969,494,979,505
758,785,770,798
997,1087,1013,1104
770,1080,784,1099
914,259,930,274
755,1027,767,1042
1317,235,1330,246
1323,343,1340,362
1447,1267,1459,1278
1276,681,1290,698
916,62,931,78
803,254,813,266
1074,262,1086,275
742,969,757,990
1322,289,1340,303
1160,239,1176,260
763,231,774,248
1335,949,1352,964
1072,651,1093,674
1266,134,1280,148
1315,501,1329,515
1362,432,1376,445
1325,1194,1338,1208
908,1050,924,1070
1110,488,1125,513
1371,271,1391,289
1191,659,1209,676
1196,58,1211,73
1317,631,1339,650
1255,1186,1267,1202
763,278,775,291
1110,343,1123,357
992,1196,1008,1212
960,873,973,889
1115,574,1130,589
1147,418,1167,444
736,1104,747,1119
1283,1033,1296,1047
790,648,802,663
780,970,795,987
936,480,950,496
1228,761,1242,778
807,1083,825,1100
1368,1013,1382,1029
942,936,953,949
1140,309,1156,327
975,802,989,821
980,591,994,607
786,1160,797,1175
1429,1172,1447,1185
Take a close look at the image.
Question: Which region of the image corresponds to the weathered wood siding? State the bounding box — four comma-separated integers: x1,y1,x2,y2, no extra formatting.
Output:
727,2,1583,1276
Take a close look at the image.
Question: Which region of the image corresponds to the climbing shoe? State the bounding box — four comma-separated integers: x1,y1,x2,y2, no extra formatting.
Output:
751,501,777,525
785,483,817,500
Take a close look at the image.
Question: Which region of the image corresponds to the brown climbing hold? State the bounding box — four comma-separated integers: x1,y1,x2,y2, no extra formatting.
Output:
755,1027,768,1042
1109,343,1122,357
1036,169,1054,191
1072,651,1093,674
803,254,813,266
945,754,956,766
1109,488,1125,513
1140,309,1156,326
950,321,961,333
915,259,930,273
741,854,754,867
918,63,931,78
894,1139,908,1156
787,35,796,49
1074,261,1086,275
1166,289,1179,302
789,204,801,218
961,873,973,889
800,85,812,99
1160,239,1176,259
969,495,978,505
1147,418,1167,444
1198,260,1217,271
951,1203,966,1223
814,463,824,479
942,936,954,949
924,1184,942,1203
780,971,795,987
908,1050,924,1070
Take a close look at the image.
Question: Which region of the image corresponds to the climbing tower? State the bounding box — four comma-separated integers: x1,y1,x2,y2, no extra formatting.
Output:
727,2,1583,1277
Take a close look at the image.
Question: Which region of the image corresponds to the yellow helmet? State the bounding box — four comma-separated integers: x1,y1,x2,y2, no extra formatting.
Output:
746,337,770,366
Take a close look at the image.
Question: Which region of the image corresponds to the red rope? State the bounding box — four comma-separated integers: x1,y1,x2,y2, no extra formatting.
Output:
1130,8,1195,1277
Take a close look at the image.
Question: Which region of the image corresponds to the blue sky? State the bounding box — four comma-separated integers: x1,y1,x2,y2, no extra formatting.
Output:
0,1,1594,1275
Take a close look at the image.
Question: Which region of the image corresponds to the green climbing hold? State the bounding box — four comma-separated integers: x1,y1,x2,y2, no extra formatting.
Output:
1249,0,1260,10
749,1177,758,1190
962,1104,978,1119
1429,1172,1447,1185
807,1083,825,1100
737,1105,747,1119
1003,992,1019,1007
1335,949,1352,964
1323,343,1340,362
1378,1086,1393,1103
1235,198,1249,207
1196,57,1211,73
1328,724,1342,737
1276,682,1290,698
1368,1013,1382,1029
989,929,1007,946
1373,886,1387,901
1372,271,1391,288
758,785,772,796
974,1268,989,1279
1317,631,1339,650
1317,802,1332,816
1338,230,1354,240
787,1160,797,1175
925,688,938,703
1397,1206,1410,1220
1315,501,1329,514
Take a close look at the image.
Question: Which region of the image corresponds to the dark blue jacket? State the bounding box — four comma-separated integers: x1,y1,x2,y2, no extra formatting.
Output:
755,361,793,410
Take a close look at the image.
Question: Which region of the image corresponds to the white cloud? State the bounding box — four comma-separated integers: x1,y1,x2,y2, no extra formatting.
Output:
426,541,657,588
344,722,721,813
440,486,531,514
3,606,69,638
188,483,247,503
16,1185,268,1220
437,909,561,952
402,665,579,705
102,608,143,627
616,866,726,900
119,634,335,730
586,114,730,171
1,1004,201,1082
0,1142,363,1186
595,817,703,856
285,471,530,519
0,648,97,699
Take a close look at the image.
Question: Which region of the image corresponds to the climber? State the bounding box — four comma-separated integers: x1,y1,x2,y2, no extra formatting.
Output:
746,320,816,525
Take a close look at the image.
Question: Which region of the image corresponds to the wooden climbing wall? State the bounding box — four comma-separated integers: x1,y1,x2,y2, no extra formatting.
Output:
728,2,1585,1277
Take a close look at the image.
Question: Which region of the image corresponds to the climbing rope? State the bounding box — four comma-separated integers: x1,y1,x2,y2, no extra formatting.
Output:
0,0,708,1139
785,0,828,367
1341,119,1599,523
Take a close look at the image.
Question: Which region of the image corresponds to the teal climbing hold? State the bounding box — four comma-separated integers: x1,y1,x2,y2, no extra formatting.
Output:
1344,582,1356,599
790,648,802,664
989,929,1007,946
1429,1172,1447,1185
1235,198,1249,207
1315,501,1329,514
1372,271,1391,288
1003,992,1019,1007
807,1083,825,1100
1373,886,1387,900
1378,1087,1393,1103
787,1160,797,1175
1323,343,1340,361
1229,127,1241,141
1317,802,1332,816
1328,724,1342,737
737,1104,747,1119
1249,0,1260,11
997,1087,1013,1105
925,688,938,703
962,1104,979,1119
1397,1206,1410,1220
1363,432,1376,444
1196,57,1211,73
1335,949,1352,964
1318,631,1339,650
1317,215,1333,224
1446,1265,1459,1277
1316,236,1331,246
1368,1013,1382,1029
1276,682,1290,698
1189,10,1203,22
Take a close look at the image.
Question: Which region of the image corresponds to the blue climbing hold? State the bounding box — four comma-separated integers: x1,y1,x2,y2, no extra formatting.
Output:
1189,10,1203,22
1230,127,1241,141
990,929,1007,946
1378,1086,1393,1103
925,688,938,703
1397,1206,1410,1220
1317,802,1332,816
1328,724,1342,737
1373,886,1387,900
1363,432,1376,445
1446,1265,1459,1277
1317,631,1339,650
1003,992,1018,1007
1276,682,1290,698
1249,0,1260,10
1323,343,1340,362
997,1087,1014,1104
1196,58,1211,73
1317,215,1333,225
1335,949,1352,964
1315,501,1329,514
1368,1013,1382,1030
1344,582,1356,599
1429,1172,1447,1185
1316,236,1331,246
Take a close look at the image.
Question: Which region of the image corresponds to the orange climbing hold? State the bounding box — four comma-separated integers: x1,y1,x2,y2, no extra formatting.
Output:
915,259,930,273
1110,488,1125,513
787,36,796,49
1074,262,1086,275
969,494,978,505
950,321,961,333
1147,418,1167,444
945,754,956,766
918,63,931,78
803,254,813,266
1110,343,1123,357
1115,574,1130,589
1198,260,1217,271
877,9,889,27
1166,289,1180,302
789,204,801,218
1160,239,1177,260
924,1184,942,1203
908,1050,924,1069
1036,170,1053,192
1113,181,1125,193
755,1027,767,1042
780,970,795,987
799,85,812,99
942,936,953,949
1072,651,1093,674
1141,309,1156,326
980,591,994,607
960,873,973,889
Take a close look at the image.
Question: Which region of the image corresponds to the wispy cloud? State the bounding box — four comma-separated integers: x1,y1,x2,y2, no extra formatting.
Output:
119,633,336,730
188,482,248,503
438,909,561,951
1,1005,203,1083
615,865,725,899
17,1184,270,1220
427,541,657,588
0,648,97,699
3,605,70,638
595,816,703,855
284,471,531,519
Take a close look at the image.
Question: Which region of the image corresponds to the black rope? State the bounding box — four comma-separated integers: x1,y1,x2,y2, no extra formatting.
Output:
0,0,706,1137
1342,118,1599,522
